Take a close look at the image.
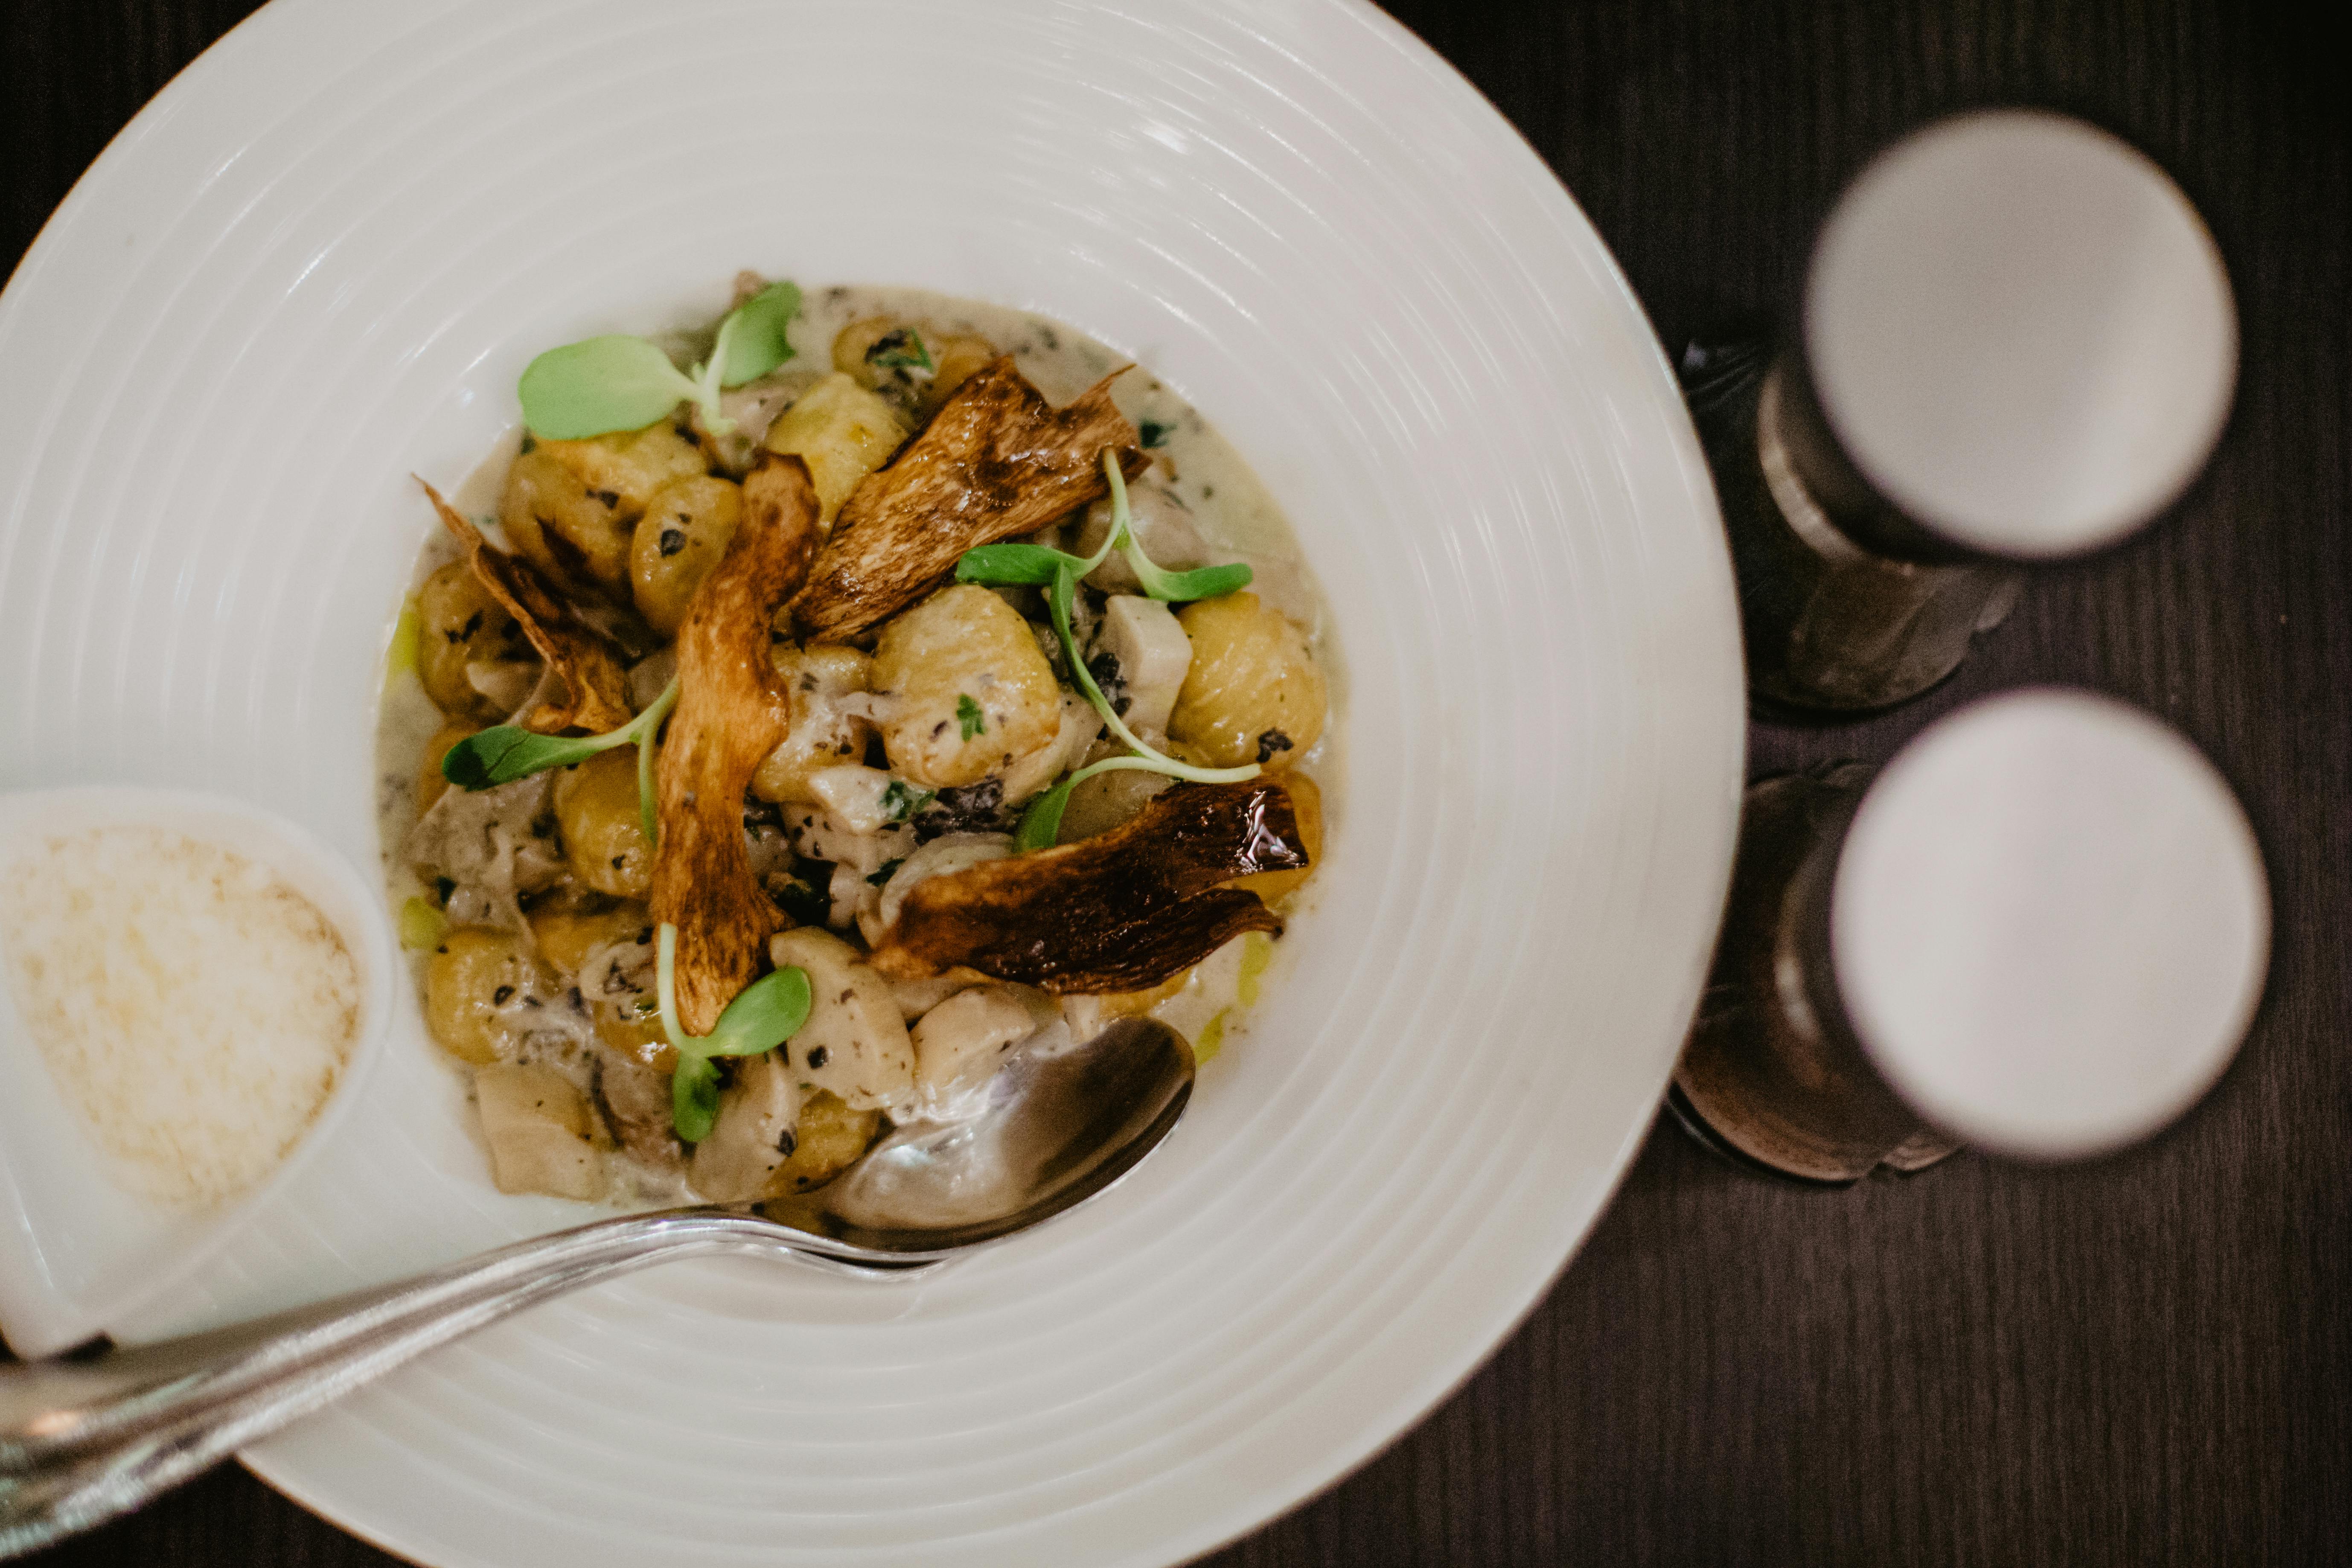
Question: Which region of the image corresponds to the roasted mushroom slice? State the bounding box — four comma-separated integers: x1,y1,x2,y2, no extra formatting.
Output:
867,780,1309,995
419,479,635,736
789,357,1149,643
650,455,824,1034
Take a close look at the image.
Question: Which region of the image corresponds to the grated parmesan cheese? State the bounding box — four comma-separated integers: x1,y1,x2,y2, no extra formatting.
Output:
0,826,359,1209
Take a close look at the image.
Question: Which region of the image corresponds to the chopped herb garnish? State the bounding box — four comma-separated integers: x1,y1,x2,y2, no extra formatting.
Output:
866,858,905,887
433,875,456,905
655,923,814,1142
1138,419,1171,448
517,280,802,440
880,780,937,823
867,327,935,374
442,676,678,844
957,694,985,740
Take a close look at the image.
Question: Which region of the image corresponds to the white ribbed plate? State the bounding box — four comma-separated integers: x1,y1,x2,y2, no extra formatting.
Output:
0,1,1743,1562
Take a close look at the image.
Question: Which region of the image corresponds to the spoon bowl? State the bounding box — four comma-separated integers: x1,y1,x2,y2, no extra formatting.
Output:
0,1017,1194,1557
812,1016,1196,1250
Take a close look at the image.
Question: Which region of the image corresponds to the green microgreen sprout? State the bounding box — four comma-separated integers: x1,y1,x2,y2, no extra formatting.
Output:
656,922,814,1143
441,675,678,844
1011,755,1190,852
957,694,986,740
956,448,1260,852
950,451,1253,605
517,280,802,441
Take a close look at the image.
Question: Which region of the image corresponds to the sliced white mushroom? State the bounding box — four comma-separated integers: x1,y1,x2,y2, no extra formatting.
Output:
769,926,915,1109
806,763,897,835
474,1062,603,1201
466,659,544,714
688,1050,805,1203
782,801,913,876
827,859,881,932
890,970,988,1021
999,691,1106,805
627,643,680,712
911,985,1039,1097
1093,595,1193,736
862,832,1014,944
1071,481,1209,595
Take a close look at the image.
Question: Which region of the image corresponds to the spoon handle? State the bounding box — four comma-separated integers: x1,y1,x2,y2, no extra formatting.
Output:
0,1207,929,1557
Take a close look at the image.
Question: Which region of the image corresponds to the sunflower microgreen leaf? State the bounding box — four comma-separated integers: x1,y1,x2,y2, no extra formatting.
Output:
671,1055,721,1143
655,924,815,1142
441,677,678,823
516,282,805,440
518,336,701,440
953,543,1080,586
720,281,802,387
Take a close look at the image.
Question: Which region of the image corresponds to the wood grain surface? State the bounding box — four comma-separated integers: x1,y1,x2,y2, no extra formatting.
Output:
5,1,2346,1562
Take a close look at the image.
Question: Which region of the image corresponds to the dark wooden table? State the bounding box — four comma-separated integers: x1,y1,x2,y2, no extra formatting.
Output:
7,1,2346,1562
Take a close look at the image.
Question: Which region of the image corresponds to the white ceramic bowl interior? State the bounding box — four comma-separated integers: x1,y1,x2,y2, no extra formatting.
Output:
0,0,1743,1562
0,786,396,1358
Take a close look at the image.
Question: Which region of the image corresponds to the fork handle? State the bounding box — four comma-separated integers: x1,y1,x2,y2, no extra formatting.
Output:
0,1208,927,1558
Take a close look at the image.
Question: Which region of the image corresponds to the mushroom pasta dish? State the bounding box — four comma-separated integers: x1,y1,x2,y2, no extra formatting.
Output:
376,278,1336,1207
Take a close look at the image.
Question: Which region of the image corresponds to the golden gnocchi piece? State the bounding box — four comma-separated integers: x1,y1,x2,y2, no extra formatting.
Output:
529,899,651,978
831,316,902,384
553,746,654,898
498,449,635,595
1168,592,1327,770
416,720,479,813
758,1089,882,1197
870,585,1062,789
534,422,709,519
832,316,996,419
415,561,526,720
921,332,997,415
424,928,556,1066
629,473,742,636
1230,770,1322,906
761,372,909,528
752,643,876,805
595,1001,675,1074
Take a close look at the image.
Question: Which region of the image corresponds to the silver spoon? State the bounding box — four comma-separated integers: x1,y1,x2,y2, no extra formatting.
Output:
0,1017,1193,1557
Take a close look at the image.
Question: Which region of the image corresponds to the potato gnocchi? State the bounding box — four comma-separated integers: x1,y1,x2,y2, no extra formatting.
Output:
379,280,1337,1208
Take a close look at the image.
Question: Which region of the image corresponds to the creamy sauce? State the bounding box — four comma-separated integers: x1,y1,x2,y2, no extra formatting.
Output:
0,827,359,1208
373,283,1339,1204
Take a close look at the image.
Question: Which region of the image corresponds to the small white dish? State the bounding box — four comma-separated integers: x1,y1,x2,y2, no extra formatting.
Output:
0,787,396,1358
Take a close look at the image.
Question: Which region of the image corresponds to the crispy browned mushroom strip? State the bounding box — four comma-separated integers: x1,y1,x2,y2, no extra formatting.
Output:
868,780,1309,994
651,455,824,1035
789,356,1149,643
418,479,635,736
